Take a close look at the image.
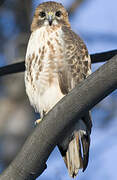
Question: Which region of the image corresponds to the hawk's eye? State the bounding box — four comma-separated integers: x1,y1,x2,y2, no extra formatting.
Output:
39,11,46,18
55,11,62,17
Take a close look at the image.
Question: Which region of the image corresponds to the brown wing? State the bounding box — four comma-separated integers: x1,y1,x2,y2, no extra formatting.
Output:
58,26,92,177
58,26,92,132
59,26,91,90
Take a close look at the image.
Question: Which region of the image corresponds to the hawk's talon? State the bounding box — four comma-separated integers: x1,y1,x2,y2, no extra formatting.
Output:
35,118,42,125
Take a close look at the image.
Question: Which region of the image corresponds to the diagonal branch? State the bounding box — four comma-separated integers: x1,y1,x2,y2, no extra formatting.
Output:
0,55,117,180
0,49,117,77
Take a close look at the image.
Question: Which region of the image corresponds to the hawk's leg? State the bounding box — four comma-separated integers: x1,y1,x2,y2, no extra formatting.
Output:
35,110,46,125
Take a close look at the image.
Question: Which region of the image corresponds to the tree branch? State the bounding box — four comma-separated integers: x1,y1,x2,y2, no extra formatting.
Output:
0,55,117,180
91,49,117,63
0,61,25,76
0,49,117,77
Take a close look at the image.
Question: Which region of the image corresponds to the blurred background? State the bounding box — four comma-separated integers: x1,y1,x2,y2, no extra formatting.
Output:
0,0,117,179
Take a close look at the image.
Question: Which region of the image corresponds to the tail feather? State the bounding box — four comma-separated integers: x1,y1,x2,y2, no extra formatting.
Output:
58,114,91,178
58,130,90,178
81,134,90,171
65,133,83,178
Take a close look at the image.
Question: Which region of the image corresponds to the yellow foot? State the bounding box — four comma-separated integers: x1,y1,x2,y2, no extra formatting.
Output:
35,118,42,125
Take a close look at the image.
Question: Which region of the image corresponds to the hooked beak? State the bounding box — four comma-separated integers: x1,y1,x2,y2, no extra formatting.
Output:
47,12,54,26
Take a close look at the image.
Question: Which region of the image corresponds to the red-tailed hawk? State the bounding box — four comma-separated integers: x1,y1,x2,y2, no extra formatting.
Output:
25,1,92,178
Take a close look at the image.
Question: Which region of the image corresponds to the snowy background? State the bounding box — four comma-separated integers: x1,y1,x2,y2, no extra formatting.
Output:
0,0,117,180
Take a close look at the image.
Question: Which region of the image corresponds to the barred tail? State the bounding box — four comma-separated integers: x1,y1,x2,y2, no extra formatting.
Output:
65,132,83,178
58,128,90,178
58,113,91,178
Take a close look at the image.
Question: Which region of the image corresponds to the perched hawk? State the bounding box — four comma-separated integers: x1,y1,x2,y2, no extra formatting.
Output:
25,1,92,178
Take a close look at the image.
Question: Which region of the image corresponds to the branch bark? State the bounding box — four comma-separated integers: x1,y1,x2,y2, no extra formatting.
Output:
0,49,117,77
0,55,117,180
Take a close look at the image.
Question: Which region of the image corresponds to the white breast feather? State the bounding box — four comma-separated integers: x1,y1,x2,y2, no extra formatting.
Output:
25,26,65,116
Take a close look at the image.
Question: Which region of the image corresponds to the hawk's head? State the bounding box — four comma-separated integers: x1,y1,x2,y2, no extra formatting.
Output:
31,1,70,31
